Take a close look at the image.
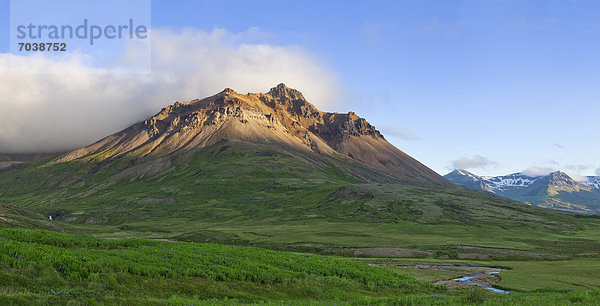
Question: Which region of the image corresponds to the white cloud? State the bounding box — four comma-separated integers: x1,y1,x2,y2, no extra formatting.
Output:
451,155,494,170
596,168,600,176
563,165,593,181
378,125,420,140
521,167,555,177
149,28,340,108
544,159,560,166
569,173,589,182
564,164,591,172
0,27,341,153
520,165,596,180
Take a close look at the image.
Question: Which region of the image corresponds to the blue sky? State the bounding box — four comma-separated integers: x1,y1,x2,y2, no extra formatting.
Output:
1,0,599,177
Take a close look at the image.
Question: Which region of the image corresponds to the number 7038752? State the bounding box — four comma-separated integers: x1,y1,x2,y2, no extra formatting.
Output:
18,42,67,52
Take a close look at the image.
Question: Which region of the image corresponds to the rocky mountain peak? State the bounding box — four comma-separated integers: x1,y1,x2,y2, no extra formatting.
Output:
331,114,384,139
268,83,305,101
548,171,573,181
222,88,237,94
547,171,578,188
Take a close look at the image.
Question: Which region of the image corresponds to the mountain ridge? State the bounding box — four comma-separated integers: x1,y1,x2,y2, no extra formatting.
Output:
445,169,600,213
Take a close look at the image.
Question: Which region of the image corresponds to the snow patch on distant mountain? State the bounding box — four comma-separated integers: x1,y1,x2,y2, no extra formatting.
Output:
581,177,600,189
445,170,600,214
455,170,480,179
485,174,540,192
448,171,600,192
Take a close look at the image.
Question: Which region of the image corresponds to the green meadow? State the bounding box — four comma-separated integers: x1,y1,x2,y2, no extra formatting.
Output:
1,143,600,304
0,227,599,305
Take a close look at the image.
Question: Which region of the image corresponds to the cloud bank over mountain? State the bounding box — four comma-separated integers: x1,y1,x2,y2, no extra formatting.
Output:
451,155,495,170
521,167,555,177
0,27,340,153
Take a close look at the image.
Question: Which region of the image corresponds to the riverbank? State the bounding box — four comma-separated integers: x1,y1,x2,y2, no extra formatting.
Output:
352,257,600,294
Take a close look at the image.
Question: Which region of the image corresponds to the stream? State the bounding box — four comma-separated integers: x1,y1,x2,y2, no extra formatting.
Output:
452,269,510,293
392,264,512,294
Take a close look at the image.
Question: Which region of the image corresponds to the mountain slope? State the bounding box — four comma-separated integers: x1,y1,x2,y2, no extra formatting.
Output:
0,202,61,231
0,153,56,169
445,170,600,214
444,170,495,193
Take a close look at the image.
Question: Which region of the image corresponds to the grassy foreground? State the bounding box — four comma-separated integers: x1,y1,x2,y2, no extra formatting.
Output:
0,228,434,304
0,228,599,305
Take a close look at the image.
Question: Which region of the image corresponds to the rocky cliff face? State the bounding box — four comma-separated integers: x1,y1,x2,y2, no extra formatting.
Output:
52,84,452,187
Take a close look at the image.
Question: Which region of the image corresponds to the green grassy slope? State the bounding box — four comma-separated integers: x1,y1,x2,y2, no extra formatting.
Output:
496,259,600,292
1,141,600,259
0,202,61,231
502,181,600,213
0,227,433,304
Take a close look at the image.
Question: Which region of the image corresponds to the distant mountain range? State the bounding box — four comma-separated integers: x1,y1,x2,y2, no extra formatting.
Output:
445,170,600,214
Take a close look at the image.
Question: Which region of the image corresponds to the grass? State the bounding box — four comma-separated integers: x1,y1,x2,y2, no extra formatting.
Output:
353,257,600,292
384,266,464,282
0,202,60,231
0,228,435,304
495,259,600,292
1,228,600,305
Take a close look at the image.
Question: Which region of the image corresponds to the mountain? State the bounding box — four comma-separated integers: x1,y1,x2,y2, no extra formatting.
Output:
443,170,495,193
445,170,600,214
50,84,452,187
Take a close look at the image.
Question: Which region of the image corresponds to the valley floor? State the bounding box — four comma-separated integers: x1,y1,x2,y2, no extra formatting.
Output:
0,227,599,305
